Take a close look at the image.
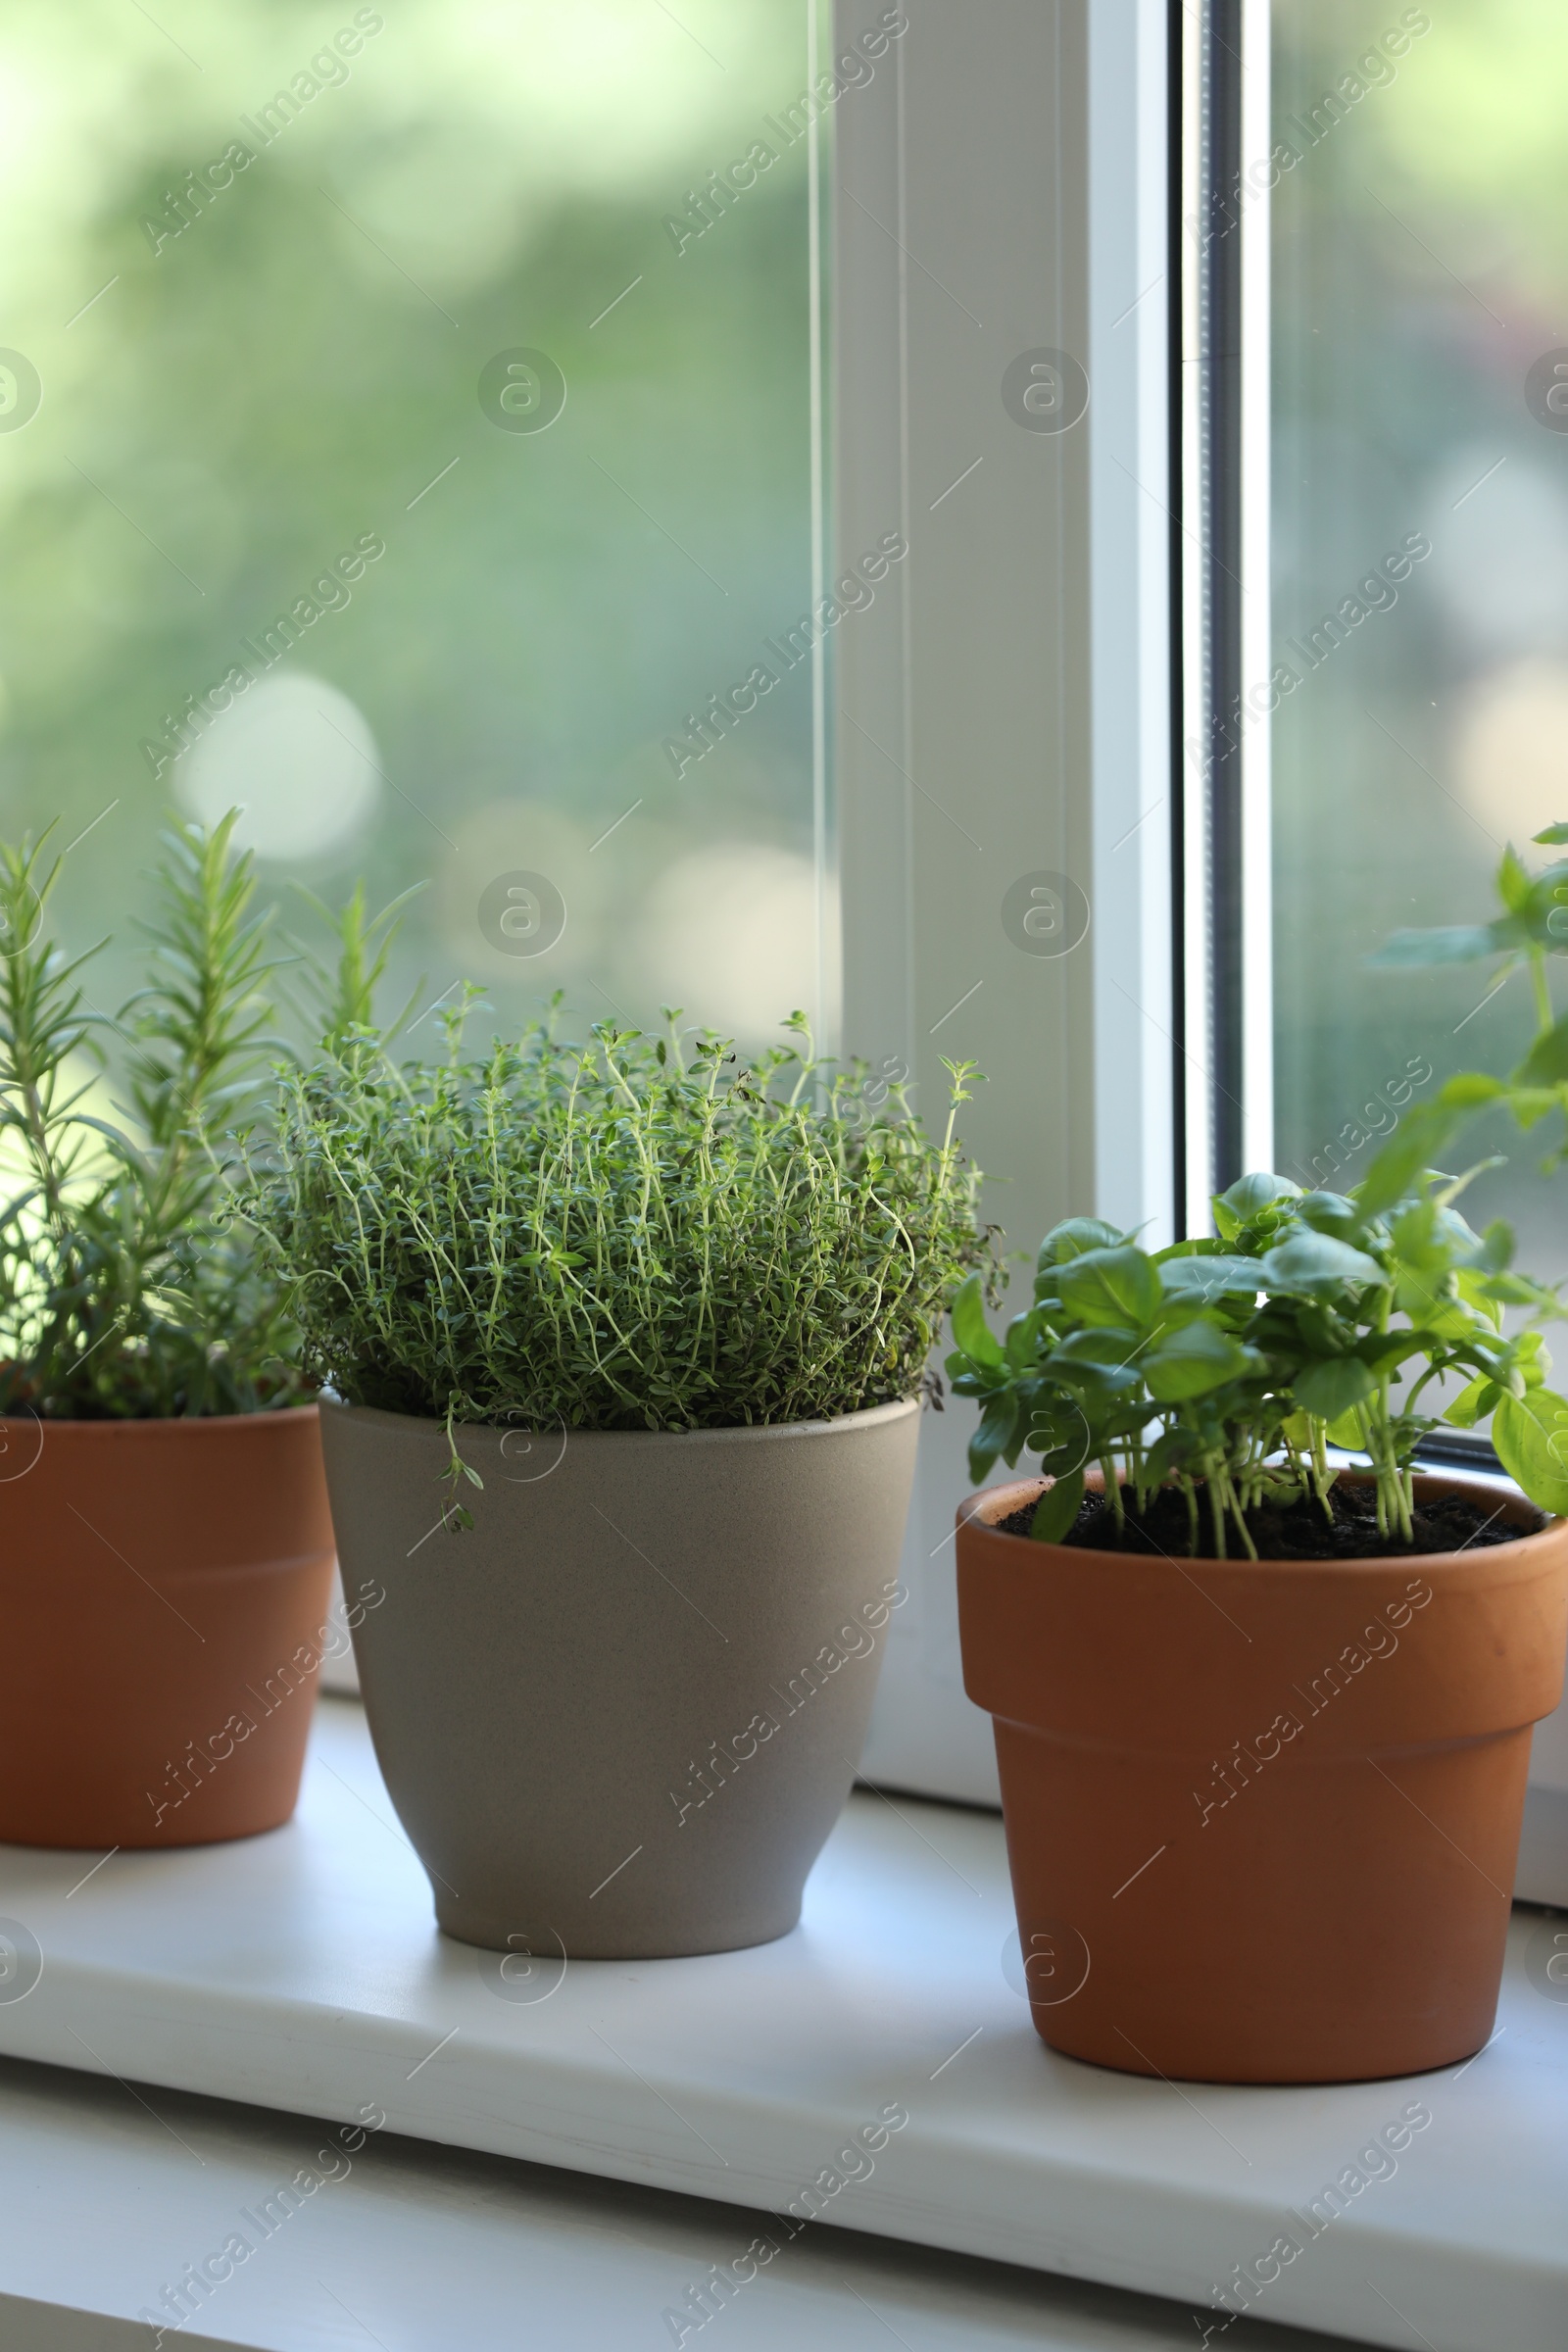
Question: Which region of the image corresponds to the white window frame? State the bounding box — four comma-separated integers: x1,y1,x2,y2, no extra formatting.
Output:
836,0,1568,1902
835,0,1174,1803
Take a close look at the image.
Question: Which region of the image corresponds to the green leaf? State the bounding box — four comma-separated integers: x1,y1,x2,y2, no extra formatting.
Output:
1028,1469,1085,1544
1051,1327,1141,1364
1477,1271,1553,1307
1354,1103,1464,1218
951,1272,1003,1367
1471,1219,1515,1273
1143,1319,1255,1401
1036,1218,1123,1273
1390,1199,1439,1265
1515,1015,1568,1088
1326,1405,1366,1448
1354,1328,1434,1372
1508,1085,1562,1130
1144,1427,1197,1487
1396,1293,1475,1343
1055,1245,1162,1330
1212,1172,1301,1241
977,1387,1022,1447
1439,1074,1508,1110
1024,1396,1092,1477
1493,1389,1568,1516
1046,1328,1144,1394
1004,1307,1043,1370
1294,1355,1375,1421
1294,1190,1360,1235
1534,822,1568,846
1368,922,1514,967
1261,1232,1384,1292
973,1389,1023,1474
1497,845,1535,914
1220,1171,1302,1216
1444,1375,1499,1430
1157,1253,1262,1303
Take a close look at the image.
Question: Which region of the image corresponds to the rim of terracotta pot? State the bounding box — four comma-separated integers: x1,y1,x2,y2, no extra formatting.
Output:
13,1400,322,1437
324,1392,922,1446
959,1465,1555,1572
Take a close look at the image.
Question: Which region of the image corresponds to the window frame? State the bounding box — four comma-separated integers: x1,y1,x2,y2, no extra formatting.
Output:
837,0,1175,1803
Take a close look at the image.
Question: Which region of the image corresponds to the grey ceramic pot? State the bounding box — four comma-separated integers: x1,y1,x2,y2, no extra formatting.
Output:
319,1396,920,1958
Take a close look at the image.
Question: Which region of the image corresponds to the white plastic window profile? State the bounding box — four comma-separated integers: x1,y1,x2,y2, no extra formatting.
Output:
836,0,1175,1801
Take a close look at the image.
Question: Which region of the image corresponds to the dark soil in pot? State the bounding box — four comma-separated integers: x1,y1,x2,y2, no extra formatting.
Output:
996,1478,1540,1559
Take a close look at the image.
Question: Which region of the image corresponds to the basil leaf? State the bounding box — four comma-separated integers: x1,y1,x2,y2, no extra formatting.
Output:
1055,1245,1162,1330
1158,1253,1261,1303
1515,1014,1568,1088
1143,1320,1253,1402
1493,1390,1568,1517
951,1271,1003,1367
1036,1219,1124,1277
1294,1355,1375,1421
1261,1232,1384,1291
1029,1469,1085,1544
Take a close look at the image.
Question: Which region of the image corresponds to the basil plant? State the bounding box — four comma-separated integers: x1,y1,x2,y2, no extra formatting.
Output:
947,1159,1568,1560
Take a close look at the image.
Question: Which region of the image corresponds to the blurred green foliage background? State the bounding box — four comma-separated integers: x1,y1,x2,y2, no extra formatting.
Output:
0,0,825,1051
1272,0,1568,1277
13,0,1560,1280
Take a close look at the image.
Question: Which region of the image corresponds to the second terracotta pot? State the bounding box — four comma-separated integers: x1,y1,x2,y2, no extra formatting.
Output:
320,1396,920,1958
957,1471,1568,2083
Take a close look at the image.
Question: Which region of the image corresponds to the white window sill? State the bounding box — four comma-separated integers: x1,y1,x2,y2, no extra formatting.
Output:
0,1698,1561,2352
0,2049,1320,2352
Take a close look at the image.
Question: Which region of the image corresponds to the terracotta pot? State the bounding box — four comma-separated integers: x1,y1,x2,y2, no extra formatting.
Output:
957,1470,1568,2083
319,1396,920,1958
0,1406,336,1848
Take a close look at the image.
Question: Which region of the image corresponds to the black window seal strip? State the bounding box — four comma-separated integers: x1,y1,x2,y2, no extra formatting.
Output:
1167,0,1189,1244
1192,0,1246,1199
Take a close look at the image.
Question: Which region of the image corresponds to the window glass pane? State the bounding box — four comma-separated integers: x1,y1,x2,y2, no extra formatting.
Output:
3,1,823,1052
1271,1,1564,1276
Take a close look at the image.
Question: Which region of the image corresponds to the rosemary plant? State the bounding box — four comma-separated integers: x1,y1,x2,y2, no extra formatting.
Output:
238,1003,994,1493
0,818,301,1411
0,814,316,1418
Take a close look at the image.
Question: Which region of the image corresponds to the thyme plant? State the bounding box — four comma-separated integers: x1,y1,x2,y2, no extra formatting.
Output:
949,1161,1568,1559
238,1004,994,1493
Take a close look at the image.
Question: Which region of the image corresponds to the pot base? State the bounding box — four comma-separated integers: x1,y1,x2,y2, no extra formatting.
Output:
1040,2022,1491,2087
432,1892,803,1963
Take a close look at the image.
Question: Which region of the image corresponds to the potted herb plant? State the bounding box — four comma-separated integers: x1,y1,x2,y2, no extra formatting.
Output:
948,1157,1568,2084
237,1006,991,1959
0,816,369,1850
